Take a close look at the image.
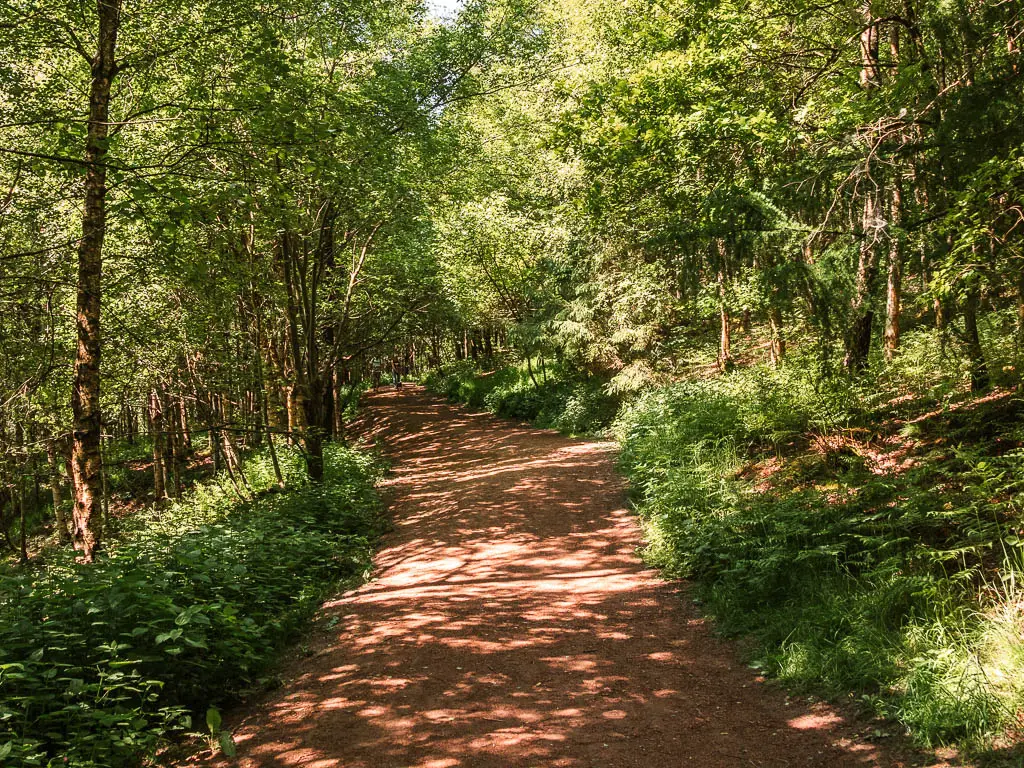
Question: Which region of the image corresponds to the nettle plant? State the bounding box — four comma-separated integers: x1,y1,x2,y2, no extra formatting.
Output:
0,445,383,767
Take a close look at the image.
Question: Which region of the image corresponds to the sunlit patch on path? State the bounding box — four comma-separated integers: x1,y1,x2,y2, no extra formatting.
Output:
192,387,935,768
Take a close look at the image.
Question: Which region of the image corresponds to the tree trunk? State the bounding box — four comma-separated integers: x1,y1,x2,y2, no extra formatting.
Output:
526,355,539,388
300,369,325,480
719,304,732,371
70,0,120,562
843,1,883,375
99,432,110,528
254,309,285,488
304,423,325,481
859,1,882,89
210,423,221,475
769,305,785,366
323,367,336,441
16,478,28,563
286,385,305,446
178,396,192,452
15,424,28,563
47,439,71,543
124,402,136,444
166,392,183,499
264,390,285,489
963,283,990,392
844,192,882,373
715,240,733,372
218,427,248,499
149,390,167,499
884,178,903,361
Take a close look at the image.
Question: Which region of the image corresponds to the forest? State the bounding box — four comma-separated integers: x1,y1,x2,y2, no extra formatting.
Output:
1,0,1023,765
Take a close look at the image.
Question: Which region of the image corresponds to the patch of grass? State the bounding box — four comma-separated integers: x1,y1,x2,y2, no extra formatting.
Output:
0,444,384,768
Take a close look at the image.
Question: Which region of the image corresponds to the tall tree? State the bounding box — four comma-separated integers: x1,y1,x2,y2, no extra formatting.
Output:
70,0,121,560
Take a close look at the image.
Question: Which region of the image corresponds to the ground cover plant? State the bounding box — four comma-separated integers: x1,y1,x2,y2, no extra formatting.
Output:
423,361,619,436
425,330,1024,757
0,444,383,767
615,355,1024,756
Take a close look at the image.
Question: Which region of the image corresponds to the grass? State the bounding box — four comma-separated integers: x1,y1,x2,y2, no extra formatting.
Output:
0,443,384,768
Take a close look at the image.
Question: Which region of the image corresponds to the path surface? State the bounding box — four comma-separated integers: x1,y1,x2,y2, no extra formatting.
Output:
200,387,935,768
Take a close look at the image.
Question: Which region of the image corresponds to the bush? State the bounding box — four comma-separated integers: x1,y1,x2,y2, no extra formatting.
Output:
425,361,618,435
422,361,515,409
0,444,383,768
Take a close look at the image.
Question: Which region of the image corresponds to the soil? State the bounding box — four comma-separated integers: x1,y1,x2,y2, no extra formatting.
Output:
190,386,957,768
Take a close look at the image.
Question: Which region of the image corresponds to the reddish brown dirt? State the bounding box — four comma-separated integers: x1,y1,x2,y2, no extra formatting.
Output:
193,386,950,768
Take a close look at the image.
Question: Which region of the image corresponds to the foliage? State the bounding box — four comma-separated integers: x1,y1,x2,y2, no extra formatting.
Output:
0,444,383,767
3,0,1024,757
424,361,619,435
617,371,1024,750
423,361,517,409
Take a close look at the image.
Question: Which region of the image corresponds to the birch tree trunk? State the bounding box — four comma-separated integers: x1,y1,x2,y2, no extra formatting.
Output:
47,438,71,543
70,0,120,561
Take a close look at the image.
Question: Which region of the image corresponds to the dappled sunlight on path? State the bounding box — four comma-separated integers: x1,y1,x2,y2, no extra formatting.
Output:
194,387,939,768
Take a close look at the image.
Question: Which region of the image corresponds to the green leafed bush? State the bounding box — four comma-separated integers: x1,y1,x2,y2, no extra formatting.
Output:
425,362,618,435
422,361,502,408
0,444,383,768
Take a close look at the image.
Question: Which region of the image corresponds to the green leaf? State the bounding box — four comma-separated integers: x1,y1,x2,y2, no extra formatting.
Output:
218,730,237,757
206,707,222,734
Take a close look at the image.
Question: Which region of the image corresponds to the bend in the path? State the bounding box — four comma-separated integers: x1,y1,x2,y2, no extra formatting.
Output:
197,386,944,768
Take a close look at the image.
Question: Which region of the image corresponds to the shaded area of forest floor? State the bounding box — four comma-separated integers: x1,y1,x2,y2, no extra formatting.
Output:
188,386,960,767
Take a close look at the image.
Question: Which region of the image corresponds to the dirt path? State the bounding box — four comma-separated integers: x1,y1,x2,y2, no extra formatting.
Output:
200,386,940,768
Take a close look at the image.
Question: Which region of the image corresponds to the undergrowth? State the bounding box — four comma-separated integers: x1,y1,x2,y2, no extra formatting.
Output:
423,359,618,435
0,444,384,767
615,359,1024,755
425,335,1024,755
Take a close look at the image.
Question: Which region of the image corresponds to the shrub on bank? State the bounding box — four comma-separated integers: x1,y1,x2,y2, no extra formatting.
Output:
424,361,618,435
424,351,1024,751
0,445,383,768
616,367,1024,750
